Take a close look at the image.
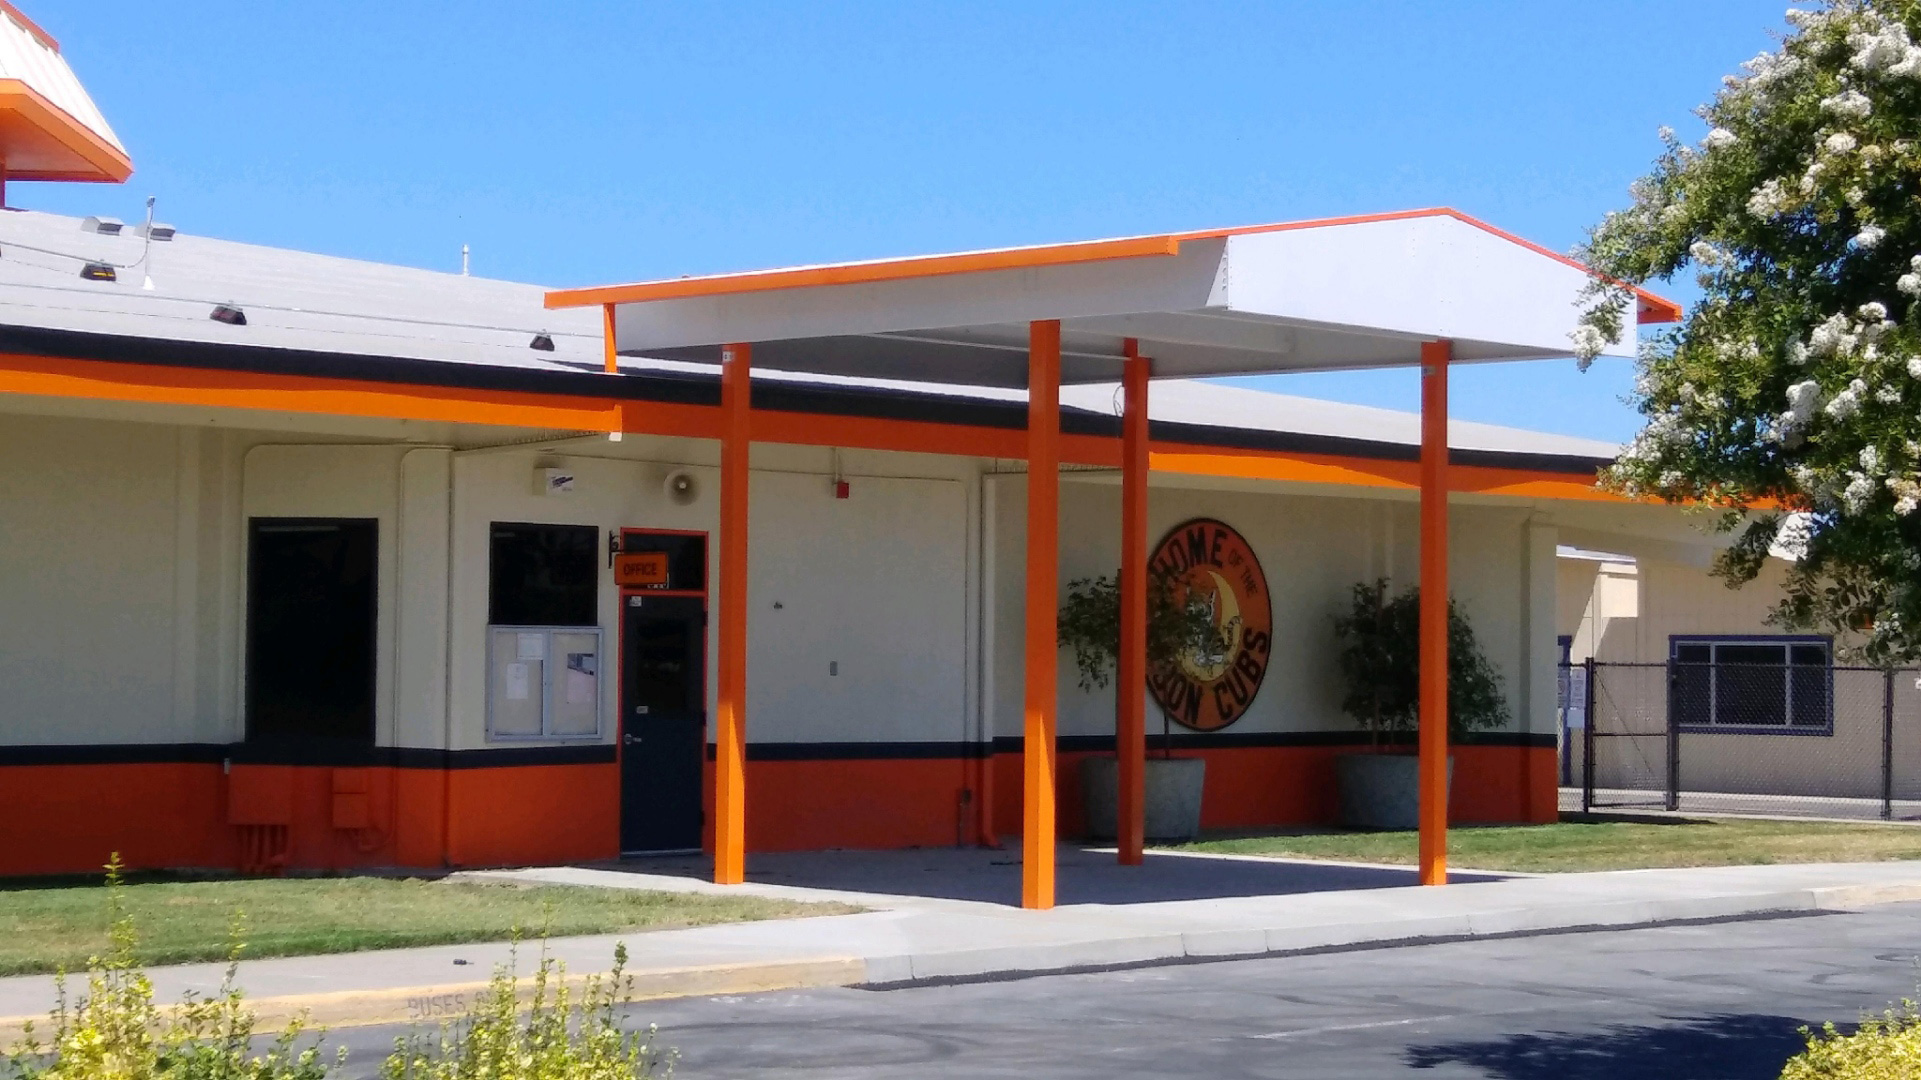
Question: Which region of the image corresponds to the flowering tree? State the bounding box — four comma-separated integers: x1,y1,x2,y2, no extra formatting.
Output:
1575,1,1921,664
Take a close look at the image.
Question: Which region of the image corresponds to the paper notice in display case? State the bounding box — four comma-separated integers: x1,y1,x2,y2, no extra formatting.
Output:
489,626,602,739
551,631,600,736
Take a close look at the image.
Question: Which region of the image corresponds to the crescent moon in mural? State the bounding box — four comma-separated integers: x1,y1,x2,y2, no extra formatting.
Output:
1146,518,1273,733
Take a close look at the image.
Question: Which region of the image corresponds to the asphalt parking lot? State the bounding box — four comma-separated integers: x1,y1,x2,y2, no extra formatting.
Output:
329,903,1921,1079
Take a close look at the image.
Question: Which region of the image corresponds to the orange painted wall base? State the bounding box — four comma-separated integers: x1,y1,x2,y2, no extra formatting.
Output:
0,743,1552,877
0,761,618,878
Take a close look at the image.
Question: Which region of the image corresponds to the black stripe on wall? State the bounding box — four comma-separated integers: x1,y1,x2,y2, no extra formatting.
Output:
0,743,616,769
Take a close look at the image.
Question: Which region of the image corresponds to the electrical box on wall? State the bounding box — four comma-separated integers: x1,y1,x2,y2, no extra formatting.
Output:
535,467,577,496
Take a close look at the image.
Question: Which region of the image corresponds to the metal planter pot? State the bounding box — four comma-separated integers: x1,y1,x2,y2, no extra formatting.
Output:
1080,755,1207,843
1336,752,1454,831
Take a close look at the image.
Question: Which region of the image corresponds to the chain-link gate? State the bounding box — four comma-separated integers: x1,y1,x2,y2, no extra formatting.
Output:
1562,658,1921,821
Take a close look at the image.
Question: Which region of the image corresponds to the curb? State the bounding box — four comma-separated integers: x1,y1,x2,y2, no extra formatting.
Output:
4,881,1917,1037
0,957,865,1042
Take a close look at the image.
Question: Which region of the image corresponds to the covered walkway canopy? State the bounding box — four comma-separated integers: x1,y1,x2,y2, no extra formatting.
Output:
548,207,1678,909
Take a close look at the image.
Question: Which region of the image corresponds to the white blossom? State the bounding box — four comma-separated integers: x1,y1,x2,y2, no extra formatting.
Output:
1864,445,1884,474
1703,127,1739,150
1827,378,1869,421
1657,124,1676,142
1809,312,1855,355
1826,131,1861,156
1899,272,1921,296
1908,355,1921,379
1824,89,1874,118
1891,477,1921,515
1787,379,1824,425
1845,473,1877,513
1861,301,1890,322
1570,324,1611,367
1748,178,1791,219
1690,240,1730,267
1878,383,1905,404
1857,224,1888,249
1789,340,1811,366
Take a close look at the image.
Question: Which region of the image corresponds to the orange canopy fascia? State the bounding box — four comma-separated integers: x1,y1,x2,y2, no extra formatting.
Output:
0,78,131,183
547,208,1680,326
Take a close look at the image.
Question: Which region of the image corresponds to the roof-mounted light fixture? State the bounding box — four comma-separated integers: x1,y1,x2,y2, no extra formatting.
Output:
136,221,175,241
529,333,555,351
80,262,115,281
210,304,246,326
81,216,123,236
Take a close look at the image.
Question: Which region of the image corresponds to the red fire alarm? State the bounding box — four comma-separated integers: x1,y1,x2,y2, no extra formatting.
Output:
834,480,850,499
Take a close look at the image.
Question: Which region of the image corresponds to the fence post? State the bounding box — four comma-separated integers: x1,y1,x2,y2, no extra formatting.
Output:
1666,664,1681,813
1582,657,1597,815
1884,667,1896,822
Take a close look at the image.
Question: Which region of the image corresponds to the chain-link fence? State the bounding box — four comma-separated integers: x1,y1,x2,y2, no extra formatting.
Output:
1560,658,1921,821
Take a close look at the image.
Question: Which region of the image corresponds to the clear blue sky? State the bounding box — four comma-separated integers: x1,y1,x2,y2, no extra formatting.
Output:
29,1,1783,442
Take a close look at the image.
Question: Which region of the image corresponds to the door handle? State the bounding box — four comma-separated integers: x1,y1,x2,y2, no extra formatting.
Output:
624,734,641,746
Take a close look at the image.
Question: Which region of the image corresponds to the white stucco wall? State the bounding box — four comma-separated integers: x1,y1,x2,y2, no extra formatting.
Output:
988,474,1558,743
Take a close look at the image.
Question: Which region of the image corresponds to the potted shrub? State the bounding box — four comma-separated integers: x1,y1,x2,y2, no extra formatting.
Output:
1331,579,1508,829
1058,570,1227,842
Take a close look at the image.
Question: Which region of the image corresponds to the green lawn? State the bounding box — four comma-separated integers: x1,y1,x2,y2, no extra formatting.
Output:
0,876,857,977
1167,817,1921,873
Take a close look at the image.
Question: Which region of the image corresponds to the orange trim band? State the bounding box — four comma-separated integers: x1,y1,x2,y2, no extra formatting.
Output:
546,236,1182,309
0,352,1622,501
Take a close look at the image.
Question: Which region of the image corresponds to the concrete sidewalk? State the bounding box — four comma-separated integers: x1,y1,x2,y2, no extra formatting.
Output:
5,850,1921,1037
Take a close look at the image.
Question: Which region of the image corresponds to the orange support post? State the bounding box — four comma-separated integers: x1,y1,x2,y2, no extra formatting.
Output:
602,304,618,374
1117,341,1149,866
1418,339,1451,886
1023,319,1062,909
715,342,751,885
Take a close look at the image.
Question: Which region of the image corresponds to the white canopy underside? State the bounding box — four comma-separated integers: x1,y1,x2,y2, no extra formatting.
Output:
605,214,1642,387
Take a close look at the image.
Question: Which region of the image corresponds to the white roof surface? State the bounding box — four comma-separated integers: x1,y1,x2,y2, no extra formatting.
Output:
558,210,1670,387
0,208,1618,462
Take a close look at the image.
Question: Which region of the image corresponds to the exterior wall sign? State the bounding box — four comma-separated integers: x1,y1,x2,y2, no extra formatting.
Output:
614,552,670,588
1147,517,1273,732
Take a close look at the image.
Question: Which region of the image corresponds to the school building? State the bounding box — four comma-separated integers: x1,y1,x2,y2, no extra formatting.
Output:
0,2,1845,906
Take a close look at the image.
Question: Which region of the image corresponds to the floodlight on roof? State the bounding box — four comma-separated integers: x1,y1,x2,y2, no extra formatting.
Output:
135,221,175,241
210,304,246,326
529,333,555,352
81,216,123,236
79,261,115,282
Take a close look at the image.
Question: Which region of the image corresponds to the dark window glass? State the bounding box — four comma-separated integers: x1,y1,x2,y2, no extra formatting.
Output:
620,531,706,592
490,523,597,626
247,518,377,745
1673,638,1831,732
1671,652,1712,728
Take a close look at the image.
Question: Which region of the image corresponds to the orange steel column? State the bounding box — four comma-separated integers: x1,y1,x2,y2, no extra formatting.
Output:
1023,320,1062,909
715,342,751,885
1418,339,1451,886
602,304,618,374
1116,341,1150,866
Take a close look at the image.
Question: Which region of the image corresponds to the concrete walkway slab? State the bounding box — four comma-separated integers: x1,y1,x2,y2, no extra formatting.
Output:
3,848,1919,1038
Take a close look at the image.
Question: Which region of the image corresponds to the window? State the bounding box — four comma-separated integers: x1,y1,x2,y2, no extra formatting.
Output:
490,523,597,626
1670,637,1833,734
247,518,377,746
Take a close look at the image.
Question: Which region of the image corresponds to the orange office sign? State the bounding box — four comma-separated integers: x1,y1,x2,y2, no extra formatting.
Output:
1146,517,1272,732
614,552,670,588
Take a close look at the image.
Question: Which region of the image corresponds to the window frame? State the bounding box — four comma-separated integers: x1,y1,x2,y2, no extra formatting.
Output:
485,625,605,742
1668,634,1834,736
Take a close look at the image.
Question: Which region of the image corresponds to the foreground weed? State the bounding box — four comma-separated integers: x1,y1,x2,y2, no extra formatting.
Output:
1,856,335,1080
381,937,669,1080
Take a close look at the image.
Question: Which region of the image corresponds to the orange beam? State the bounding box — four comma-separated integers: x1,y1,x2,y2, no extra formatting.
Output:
0,80,133,183
602,304,618,374
1116,341,1149,867
1023,319,1062,910
714,342,751,886
1418,339,1451,886
0,352,1626,501
547,236,1181,309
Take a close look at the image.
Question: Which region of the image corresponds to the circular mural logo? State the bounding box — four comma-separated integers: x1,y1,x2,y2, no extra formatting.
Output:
1146,518,1272,732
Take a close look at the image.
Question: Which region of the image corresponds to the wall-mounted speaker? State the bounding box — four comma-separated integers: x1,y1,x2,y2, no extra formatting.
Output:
663,469,699,506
